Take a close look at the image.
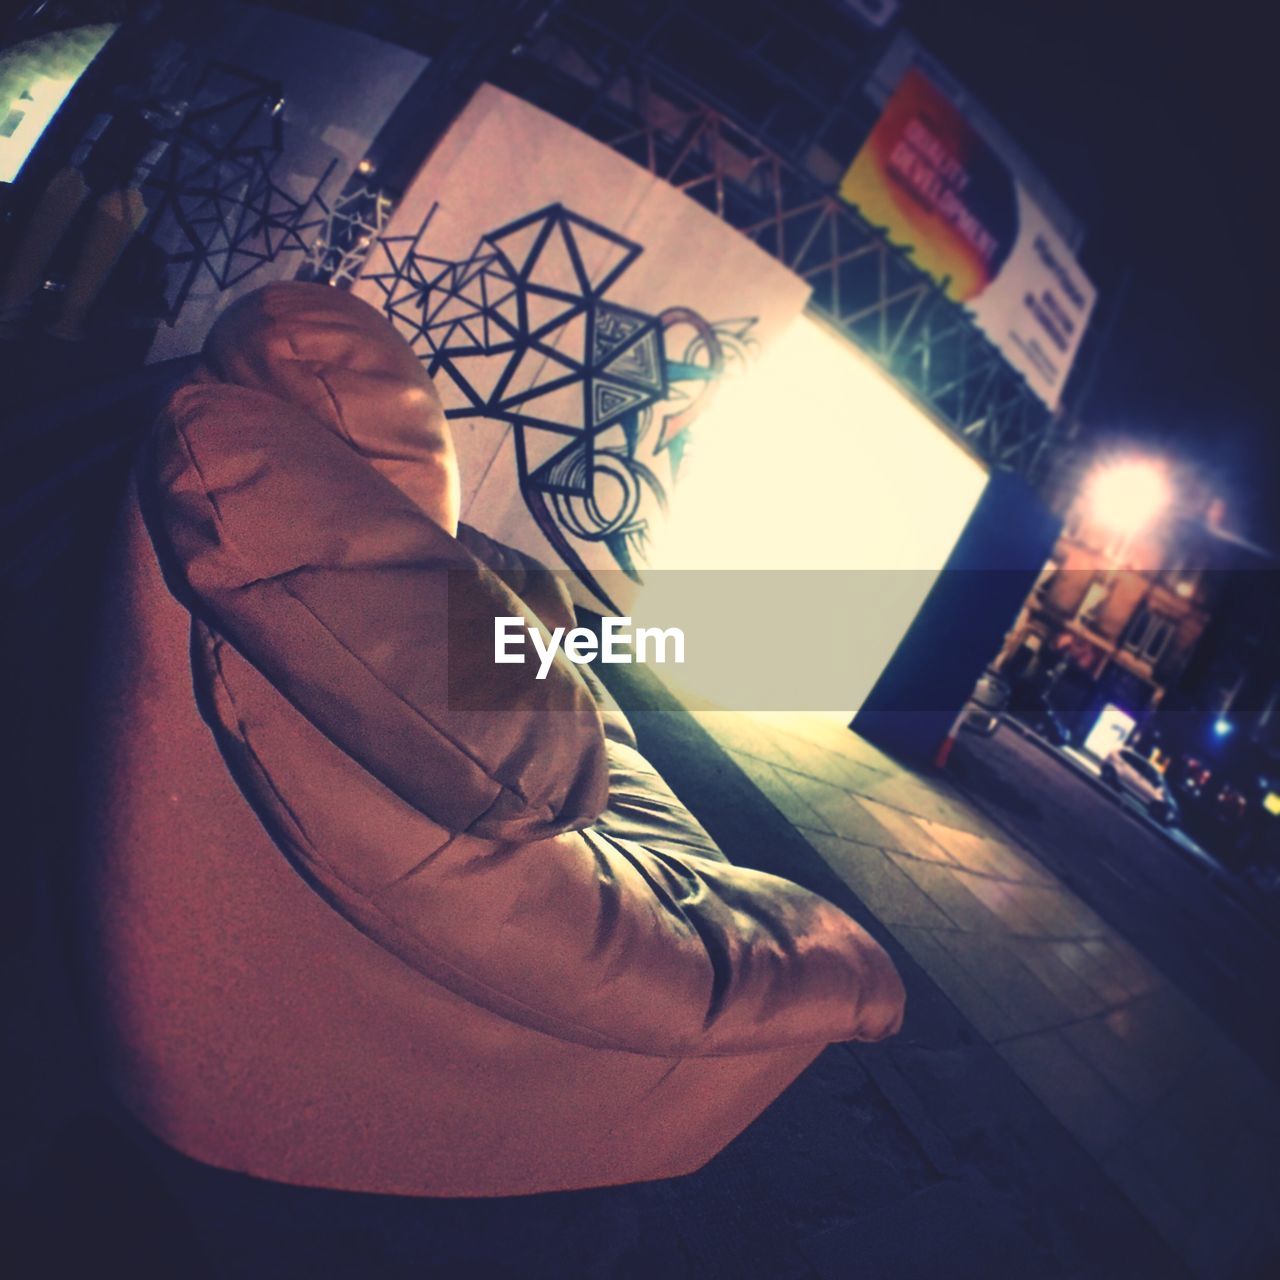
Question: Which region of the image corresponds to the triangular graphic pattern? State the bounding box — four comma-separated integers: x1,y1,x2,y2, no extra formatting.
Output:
602,329,663,393
593,378,652,426
138,63,333,321
358,201,756,611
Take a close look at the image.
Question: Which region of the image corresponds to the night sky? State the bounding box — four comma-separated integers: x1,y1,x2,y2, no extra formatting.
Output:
905,0,1275,542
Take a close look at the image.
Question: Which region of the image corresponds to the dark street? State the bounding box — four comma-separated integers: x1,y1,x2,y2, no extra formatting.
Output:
950,725,1280,1082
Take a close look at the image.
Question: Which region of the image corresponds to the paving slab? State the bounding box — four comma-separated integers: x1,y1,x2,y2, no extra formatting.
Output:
691,708,1280,1279
996,1030,1137,1156
802,832,955,929
885,853,1011,933
800,1179,1047,1280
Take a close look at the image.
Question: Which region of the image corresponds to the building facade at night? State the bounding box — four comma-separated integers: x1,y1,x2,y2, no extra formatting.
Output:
996,490,1221,753
994,472,1279,864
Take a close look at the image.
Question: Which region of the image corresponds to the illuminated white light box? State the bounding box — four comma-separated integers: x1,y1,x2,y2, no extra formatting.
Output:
0,25,117,184
634,313,988,719
1084,703,1136,759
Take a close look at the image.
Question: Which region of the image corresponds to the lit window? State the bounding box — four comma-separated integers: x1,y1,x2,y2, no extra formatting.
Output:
1123,607,1174,663
1078,578,1111,627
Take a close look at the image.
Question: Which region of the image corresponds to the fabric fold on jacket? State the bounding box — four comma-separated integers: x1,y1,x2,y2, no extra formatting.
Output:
75,280,906,1197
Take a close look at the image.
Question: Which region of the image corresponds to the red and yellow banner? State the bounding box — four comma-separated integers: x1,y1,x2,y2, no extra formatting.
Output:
841,68,1014,302
840,67,1096,410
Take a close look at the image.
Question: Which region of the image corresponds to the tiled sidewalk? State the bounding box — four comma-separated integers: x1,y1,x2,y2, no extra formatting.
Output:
698,710,1280,1280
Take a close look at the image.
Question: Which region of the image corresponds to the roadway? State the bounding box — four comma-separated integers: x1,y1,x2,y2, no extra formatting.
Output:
948,722,1280,1082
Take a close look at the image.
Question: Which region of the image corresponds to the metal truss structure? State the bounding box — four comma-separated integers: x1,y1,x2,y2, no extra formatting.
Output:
496,0,1062,479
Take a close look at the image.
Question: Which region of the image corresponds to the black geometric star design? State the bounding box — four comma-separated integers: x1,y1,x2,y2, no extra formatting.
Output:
361,202,752,609
140,63,334,322
300,177,394,287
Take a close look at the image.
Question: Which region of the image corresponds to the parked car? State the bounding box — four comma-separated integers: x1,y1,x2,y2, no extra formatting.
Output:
1170,755,1212,801
1101,747,1178,825
960,670,1010,736
1205,784,1255,868
1212,784,1248,829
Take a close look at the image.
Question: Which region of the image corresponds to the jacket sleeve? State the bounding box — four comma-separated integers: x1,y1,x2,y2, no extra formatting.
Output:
455,522,579,635
153,378,904,1058
188,576,904,1060
147,379,610,842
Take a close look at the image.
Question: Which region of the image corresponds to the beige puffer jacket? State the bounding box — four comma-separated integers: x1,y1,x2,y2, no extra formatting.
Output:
76,281,904,1196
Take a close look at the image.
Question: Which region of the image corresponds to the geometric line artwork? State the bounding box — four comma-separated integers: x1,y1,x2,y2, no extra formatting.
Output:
139,63,335,322
360,201,756,608
300,173,394,288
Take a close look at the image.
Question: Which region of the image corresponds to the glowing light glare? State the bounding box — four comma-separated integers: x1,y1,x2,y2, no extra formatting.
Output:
648,315,987,573
1214,718,1234,738
0,25,117,183
637,314,987,719
0,75,75,182
1084,703,1135,758
1085,460,1172,538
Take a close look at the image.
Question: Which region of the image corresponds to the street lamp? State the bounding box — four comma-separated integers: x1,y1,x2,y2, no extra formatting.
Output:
1085,458,1172,540
1073,457,1174,756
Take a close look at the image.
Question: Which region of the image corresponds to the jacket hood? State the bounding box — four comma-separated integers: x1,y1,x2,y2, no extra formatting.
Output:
201,281,460,535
